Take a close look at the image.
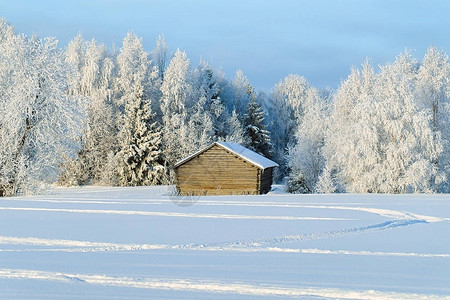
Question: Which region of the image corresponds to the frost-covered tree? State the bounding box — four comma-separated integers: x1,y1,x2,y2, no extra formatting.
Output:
64,33,84,96
244,94,272,158
185,97,215,154
193,61,227,139
59,36,117,186
114,32,166,185
153,34,168,81
160,49,193,170
324,61,381,193
0,20,83,196
226,110,249,145
269,74,320,180
117,88,165,186
416,47,450,192
115,33,150,110
315,165,337,193
375,52,440,193
324,53,440,193
223,70,253,117
287,87,329,193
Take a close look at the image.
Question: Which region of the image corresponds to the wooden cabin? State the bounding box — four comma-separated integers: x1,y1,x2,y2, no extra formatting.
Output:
174,142,278,195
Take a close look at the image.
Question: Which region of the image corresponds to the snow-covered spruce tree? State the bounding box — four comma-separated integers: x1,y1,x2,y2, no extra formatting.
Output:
0,20,83,196
117,87,165,186
286,87,329,193
416,47,450,192
244,93,272,158
114,32,165,186
160,49,193,173
269,74,321,181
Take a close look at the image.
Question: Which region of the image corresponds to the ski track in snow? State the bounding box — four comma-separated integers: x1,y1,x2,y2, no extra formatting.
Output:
0,197,448,256
1,194,447,223
1,219,448,258
2,196,447,222
0,206,353,221
199,219,429,249
0,268,447,300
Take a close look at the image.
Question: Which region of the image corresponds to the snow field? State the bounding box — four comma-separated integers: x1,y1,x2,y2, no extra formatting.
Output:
0,186,449,299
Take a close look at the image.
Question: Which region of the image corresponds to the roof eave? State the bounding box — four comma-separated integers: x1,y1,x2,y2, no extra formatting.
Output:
173,142,279,169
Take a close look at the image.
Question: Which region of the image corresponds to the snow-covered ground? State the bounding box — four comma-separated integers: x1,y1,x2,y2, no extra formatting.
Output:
0,185,449,299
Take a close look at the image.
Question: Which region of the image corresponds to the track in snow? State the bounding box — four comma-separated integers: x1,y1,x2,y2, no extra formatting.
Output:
199,219,429,249
2,219,446,258
0,268,445,300
0,206,352,221
0,196,445,255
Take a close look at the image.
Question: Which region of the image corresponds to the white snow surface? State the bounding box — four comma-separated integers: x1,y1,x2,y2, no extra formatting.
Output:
174,142,279,169
0,185,449,299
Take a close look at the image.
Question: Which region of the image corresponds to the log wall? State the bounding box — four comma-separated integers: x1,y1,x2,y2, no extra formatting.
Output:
175,144,261,195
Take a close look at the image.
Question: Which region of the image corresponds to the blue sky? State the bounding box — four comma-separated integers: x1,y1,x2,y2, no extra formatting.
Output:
1,0,449,92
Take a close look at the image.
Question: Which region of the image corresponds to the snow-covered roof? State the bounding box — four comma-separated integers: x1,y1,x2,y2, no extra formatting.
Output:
173,142,279,169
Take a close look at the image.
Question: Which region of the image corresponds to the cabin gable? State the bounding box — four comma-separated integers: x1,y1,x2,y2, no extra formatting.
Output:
174,142,278,196
175,144,261,195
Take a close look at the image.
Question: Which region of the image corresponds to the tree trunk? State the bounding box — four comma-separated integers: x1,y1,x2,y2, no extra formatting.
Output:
1,117,32,197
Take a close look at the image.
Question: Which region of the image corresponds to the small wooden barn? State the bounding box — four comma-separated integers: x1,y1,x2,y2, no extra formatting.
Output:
174,142,278,195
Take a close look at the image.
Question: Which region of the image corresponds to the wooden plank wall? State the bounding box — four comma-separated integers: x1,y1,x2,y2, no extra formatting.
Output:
175,144,260,195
